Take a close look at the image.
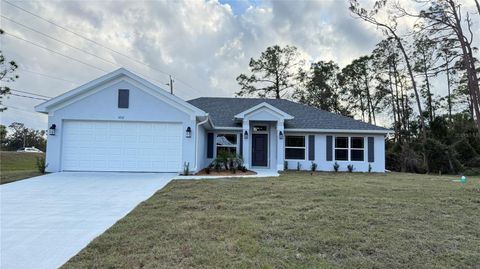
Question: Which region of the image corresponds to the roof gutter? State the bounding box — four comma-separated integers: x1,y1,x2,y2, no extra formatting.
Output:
193,114,210,172
284,128,392,134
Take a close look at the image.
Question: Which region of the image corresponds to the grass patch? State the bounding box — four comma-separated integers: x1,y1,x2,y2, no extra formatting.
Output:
0,151,44,184
63,172,480,268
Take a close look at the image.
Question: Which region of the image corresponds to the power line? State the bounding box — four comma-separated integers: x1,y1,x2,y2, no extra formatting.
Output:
19,68,78,84
11,89,52,99
9,93,49,101
3,0,169,76
3,32,108,72
2,19,188,96
2,105,43,115
1,15,118,67
3,0,200,96
1,18,181,94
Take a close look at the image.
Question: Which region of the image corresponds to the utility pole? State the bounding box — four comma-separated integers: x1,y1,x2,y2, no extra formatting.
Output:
23,129,26,147
166,75,174,95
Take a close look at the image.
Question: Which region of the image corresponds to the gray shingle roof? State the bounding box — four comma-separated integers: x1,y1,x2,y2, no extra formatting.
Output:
188,97,389,131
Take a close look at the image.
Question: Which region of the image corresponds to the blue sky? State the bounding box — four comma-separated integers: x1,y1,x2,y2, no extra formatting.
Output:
219,0,258,15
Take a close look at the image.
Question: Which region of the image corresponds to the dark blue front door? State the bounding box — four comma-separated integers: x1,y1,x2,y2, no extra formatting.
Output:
252,134,268,167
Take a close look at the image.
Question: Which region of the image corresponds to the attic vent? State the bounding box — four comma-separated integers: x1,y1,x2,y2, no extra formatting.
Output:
118,89,129,108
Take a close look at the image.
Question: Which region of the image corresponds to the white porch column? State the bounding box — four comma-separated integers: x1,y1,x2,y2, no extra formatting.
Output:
276,120,285,171
242,120,250,169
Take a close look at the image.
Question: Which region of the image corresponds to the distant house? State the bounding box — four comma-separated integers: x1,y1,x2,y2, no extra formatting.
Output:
36,68,390,173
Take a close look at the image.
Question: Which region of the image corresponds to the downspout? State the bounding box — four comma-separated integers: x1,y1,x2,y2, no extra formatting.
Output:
193,113,209,171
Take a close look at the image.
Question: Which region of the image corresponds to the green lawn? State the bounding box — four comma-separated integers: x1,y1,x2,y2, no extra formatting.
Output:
0,151,43,184
64,172,480,269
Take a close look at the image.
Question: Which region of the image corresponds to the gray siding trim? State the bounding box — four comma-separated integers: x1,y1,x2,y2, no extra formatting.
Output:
239,133,243,156
308,135,315,161
368,137,374,162
326,135,333,161
207,133,214,158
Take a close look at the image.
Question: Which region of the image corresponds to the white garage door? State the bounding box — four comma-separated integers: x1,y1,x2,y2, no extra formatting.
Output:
61,121,183,172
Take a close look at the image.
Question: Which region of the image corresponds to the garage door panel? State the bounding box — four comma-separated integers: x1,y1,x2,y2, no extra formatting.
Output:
61,121,182,172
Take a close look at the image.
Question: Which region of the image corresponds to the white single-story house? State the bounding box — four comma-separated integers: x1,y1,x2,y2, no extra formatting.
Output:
35,68,390,173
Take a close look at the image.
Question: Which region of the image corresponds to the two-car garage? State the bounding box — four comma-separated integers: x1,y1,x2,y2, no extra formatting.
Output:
61,121,183,172
35,68,205,173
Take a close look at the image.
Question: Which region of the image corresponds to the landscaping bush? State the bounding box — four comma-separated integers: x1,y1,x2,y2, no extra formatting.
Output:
347,164,354,173
234,155,245,172
211,152,246,173
216,150,231,170
333,162,339,172
311,162,317,172
36,156,48,174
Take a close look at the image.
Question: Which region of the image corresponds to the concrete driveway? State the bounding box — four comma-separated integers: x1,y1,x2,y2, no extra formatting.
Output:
0,172,175,269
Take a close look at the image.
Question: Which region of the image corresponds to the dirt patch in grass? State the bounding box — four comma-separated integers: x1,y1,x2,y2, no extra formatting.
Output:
194,169,257,176
63,172,480,268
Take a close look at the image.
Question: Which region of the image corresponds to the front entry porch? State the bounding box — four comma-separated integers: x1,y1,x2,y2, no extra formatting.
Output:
235,102,294,171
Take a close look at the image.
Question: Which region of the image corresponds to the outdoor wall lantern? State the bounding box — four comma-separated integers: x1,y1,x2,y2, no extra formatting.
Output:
244,130,248,139
186,126,192,138
279,130,284,140
48,124,56,136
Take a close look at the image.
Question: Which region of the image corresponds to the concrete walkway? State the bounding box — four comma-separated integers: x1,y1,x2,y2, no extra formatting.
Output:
0,172,174,269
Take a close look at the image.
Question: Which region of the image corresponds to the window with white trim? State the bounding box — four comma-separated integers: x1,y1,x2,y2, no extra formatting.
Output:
285,135,306,160
350,137,365,161
216,134,237,156
335,137,348,161
334,136,365,161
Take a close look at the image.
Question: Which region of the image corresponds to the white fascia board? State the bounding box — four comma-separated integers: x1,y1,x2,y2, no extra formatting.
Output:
212,126,243,131
285,128,392,134
35,68,125,113
201,117,241,131
234,102,294,120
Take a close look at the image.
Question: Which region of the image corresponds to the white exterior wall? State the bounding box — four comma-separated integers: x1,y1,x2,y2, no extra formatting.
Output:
45,79,197,173
284,133,385,172
196,125,208,171
198,125,386,173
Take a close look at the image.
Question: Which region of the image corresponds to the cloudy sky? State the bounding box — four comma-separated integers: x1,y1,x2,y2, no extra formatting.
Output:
0,0,478,130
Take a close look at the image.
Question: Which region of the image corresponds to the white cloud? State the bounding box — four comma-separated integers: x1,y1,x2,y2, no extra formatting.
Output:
1,0,478,130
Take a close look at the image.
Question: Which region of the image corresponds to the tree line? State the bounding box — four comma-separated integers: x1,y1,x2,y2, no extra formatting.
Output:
0,122,47,152
236,0,480,175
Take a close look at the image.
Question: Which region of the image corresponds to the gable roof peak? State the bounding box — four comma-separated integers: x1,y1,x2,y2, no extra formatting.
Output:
35,68,206,116
234,102,294,120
